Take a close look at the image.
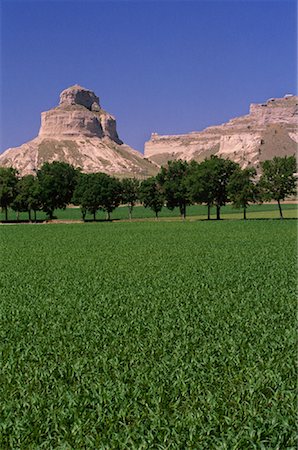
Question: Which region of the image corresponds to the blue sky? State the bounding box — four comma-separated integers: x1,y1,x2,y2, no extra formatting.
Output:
1,0,297,153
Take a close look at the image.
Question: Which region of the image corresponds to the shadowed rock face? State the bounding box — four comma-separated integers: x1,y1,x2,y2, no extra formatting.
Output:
145,95,298,170
0,85,158,178
59,85,100,110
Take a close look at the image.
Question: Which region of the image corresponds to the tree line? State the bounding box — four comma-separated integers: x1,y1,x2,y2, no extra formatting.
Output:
0,155,296,222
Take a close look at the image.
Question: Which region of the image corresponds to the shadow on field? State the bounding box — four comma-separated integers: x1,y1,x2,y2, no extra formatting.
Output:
0,219,46,224
1,217,297,225
82,218,121,223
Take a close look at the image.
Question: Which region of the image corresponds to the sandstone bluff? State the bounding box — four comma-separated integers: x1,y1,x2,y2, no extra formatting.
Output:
1,89,297,177
145,95,297,169
0,85,158,177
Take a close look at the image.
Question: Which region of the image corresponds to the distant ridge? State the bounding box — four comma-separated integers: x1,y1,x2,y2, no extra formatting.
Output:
145,95,298,170
1,90,297,177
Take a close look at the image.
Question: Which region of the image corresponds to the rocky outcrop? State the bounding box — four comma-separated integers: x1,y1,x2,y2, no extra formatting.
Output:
145,95,298,170
0,85,158,178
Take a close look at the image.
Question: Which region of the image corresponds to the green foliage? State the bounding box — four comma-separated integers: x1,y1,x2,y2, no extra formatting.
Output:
157,160,192,218
188,156,239,219
72,172,122,220
139,177,164,218
121,178,140,219
259,156,296,201
11,175,42,220
0,166,18,220
259,156,297,218
37,161,79,219
100,175,122,219
0,221,296,447
227,167,258,219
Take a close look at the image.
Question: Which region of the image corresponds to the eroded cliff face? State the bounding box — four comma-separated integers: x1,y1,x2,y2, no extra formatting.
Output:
144,95,298,169
0,85,157,177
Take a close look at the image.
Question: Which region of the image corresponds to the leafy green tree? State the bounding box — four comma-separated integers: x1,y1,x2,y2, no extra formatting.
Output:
29,177,43,222
37,162,79,219
139,177,164,219
100,175,122,220
121,178,140,220
72,173,91,220
157,160,192,219
203,156,238,220
227,167,258,220
187,160,215,220
259,156,297,219
73,172,122,221
188,156,239,220
11,175,42,221
0,167,18,221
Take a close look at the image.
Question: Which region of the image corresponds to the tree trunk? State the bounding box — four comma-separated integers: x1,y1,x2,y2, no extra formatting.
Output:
81,209,86,221
5,207,8,221
106,211,110,221
216,205,220,220
207,204,211,220
93,211,96,221
16,211,20,222
28,210,32,222
155,211,159,221
243,206,247,220
180,203,186,220
277,199,283,219
129,205,133,221
34,210,37,222
47,210,54,220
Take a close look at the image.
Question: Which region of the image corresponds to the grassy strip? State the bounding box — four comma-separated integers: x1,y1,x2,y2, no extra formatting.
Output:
1,203,297,222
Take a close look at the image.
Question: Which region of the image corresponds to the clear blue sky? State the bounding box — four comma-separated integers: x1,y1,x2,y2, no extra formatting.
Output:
1,0,297,154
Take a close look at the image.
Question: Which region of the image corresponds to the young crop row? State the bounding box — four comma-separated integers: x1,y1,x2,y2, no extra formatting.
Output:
0,221,296,447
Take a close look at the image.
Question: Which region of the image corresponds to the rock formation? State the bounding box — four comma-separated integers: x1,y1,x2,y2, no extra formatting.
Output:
0,85,158,177
144,95,298,170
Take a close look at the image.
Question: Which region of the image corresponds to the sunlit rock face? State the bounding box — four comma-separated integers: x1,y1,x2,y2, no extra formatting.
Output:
145,95,298,170
0,85,158,178
39,85,121,143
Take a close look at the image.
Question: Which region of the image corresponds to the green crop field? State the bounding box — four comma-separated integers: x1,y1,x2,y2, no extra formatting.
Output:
0,221,296,448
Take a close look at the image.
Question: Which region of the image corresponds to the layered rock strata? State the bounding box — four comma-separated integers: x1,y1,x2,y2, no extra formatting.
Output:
145,95,298,169
0,85,157,177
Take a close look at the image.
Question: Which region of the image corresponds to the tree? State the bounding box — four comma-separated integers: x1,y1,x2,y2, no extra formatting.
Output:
0,167,18,221
227,167,258,219
259,156,297,219
121,178,140,220
187,160,215,220
37,162,79,219
100,175,122,220
188,156,239,220
157,160,192,219
139,177,164,219
72,172,122,221
203,156,238,220
11,175,42,221
29,177,43,222
72,173,91,220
